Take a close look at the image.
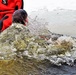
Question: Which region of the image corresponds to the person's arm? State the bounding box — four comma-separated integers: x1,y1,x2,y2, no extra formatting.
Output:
0,16,8,31
0,14,12,31
15,0,23,10
0,3,14,11
0,0,23,11
0,0,23,31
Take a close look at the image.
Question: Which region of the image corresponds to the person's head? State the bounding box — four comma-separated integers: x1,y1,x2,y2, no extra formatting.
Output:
12,9,28,25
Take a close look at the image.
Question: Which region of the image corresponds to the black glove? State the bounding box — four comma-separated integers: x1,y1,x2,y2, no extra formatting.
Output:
0,20,3,30
15,6,18,10
0,16,8,30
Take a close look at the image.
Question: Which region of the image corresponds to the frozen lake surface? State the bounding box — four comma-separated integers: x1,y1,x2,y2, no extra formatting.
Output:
29,9,76,37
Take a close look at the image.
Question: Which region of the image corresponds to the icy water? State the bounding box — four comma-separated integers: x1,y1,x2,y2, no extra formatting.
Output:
0,9,76,75
0,57,76,75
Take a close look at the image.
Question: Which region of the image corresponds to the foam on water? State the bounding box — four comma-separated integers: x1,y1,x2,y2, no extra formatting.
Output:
26,9,76,65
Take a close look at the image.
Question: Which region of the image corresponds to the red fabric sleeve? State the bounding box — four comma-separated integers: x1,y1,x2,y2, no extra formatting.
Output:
0,0,15,11
0,0,23,31
1,14,13,31
15,0,23,9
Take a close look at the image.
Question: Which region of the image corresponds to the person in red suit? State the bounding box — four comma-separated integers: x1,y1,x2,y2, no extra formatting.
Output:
0,0,23,31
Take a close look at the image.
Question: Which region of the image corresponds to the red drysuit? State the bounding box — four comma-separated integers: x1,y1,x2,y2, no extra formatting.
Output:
0,0,23,31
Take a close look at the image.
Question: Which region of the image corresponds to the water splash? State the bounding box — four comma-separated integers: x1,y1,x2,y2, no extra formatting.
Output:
0,9,76,75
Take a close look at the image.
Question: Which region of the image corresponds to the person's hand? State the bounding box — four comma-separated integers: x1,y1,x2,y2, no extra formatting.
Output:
15,6,18,10
0,20,3,30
